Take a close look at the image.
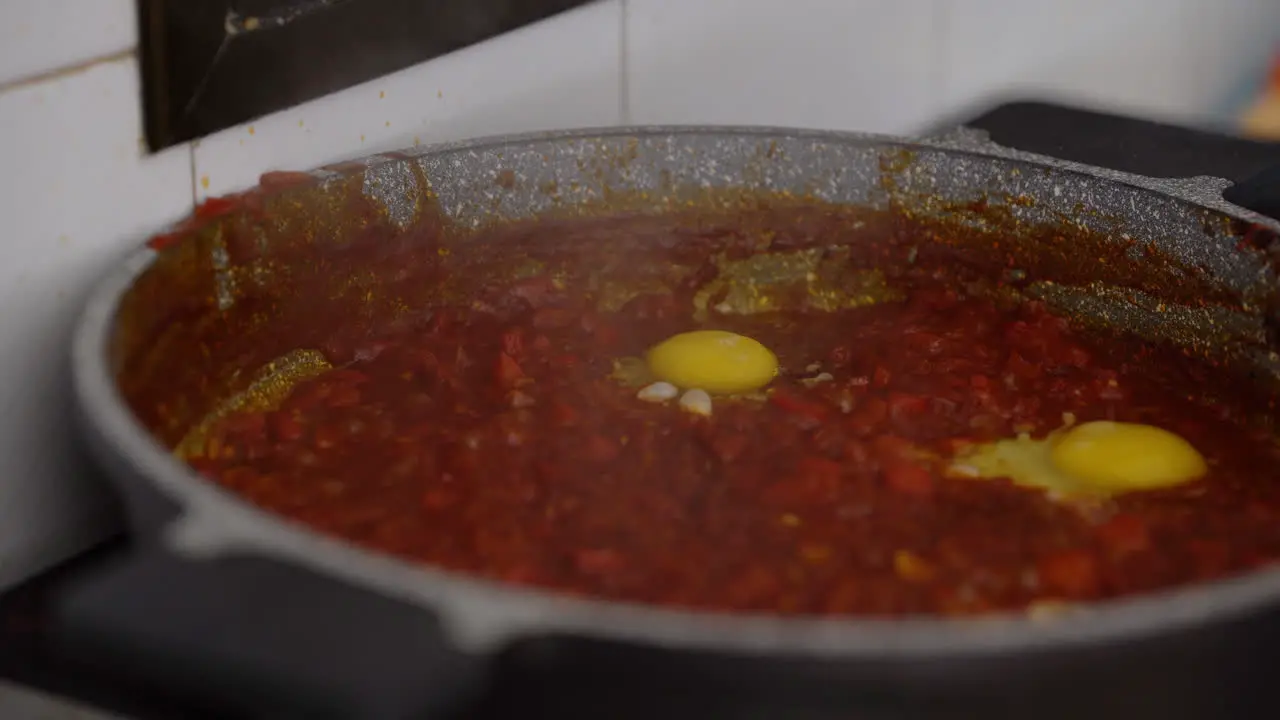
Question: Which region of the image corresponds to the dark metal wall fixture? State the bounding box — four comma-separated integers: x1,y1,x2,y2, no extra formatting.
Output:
138,0,597,152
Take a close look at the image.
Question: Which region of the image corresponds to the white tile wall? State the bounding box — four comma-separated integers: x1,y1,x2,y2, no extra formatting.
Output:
0,56,193,589
0,0,137,87
937,0,1280,125
194,0,623,199
0,0,1275,590
625,0,942,133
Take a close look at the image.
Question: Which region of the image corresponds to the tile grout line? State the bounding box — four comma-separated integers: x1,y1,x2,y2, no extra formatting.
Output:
188,143,200,208
0,48,135,95
617,0,629,124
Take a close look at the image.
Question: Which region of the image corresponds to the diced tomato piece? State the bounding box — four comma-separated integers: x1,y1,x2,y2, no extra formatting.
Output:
550,400,579,426
894,550,937,582
324,383,363,408
872,366,892,388
724,566,780,606
795,457,843,491
501,328,524,358
710,432,749,462
1187,540,1231,578
905,332,946,356
185,458,219,478
574,548,625,574
532,306,576,329
881,458,934,497
872,436,934,497
1064,346,1091,368
1037,549,1101,598
147,231,182,250
765,457,843,505
586,435,620,462
847,397,887,435
268,411,304,443
313,422,345,450
220,411,266,438
843,440,871,465
258,170,314,190
593,323,619,347
352,342,389,363
770,388,829,425
1005,351,1041,379
500,564,542,585
1098,379,1126,401
871,434,914,458
1095,514,1150,557
551,354,579,369
194,195,239,220
406,348,439,375
508,276,558,308
325,369,370,385
428,310,454,334
823,579,861,614
421,487,459,510
887,393,929,420
619,292,678,320
495,352,525,388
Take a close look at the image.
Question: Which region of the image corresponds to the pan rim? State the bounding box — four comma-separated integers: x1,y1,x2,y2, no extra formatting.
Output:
71,124,1280,657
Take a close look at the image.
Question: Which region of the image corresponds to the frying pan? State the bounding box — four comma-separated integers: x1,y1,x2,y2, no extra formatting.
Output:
56,126,1280,719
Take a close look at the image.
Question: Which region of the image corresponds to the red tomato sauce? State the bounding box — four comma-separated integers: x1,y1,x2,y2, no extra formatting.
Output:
185,212,1280,617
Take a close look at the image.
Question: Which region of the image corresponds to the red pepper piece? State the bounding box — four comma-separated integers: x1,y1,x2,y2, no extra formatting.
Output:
495,352,525,388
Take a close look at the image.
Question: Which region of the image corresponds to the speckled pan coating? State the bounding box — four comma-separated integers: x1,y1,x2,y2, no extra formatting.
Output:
70,126,1280,658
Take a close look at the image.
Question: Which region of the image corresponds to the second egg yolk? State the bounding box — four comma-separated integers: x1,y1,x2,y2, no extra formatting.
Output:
952,420,1208,498
646,330,778,394
1049,421,1208,492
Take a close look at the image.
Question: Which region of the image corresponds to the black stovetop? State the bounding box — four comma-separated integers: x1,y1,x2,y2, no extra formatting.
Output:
4,101,1279,720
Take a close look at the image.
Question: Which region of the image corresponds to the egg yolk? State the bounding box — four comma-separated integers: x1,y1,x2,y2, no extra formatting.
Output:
1049,421,1207,491
952,421,1207,498
646,330,778,394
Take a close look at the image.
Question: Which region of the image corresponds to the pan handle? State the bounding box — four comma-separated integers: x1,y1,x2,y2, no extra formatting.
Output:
1224,164,1280,222
50,544,484,719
